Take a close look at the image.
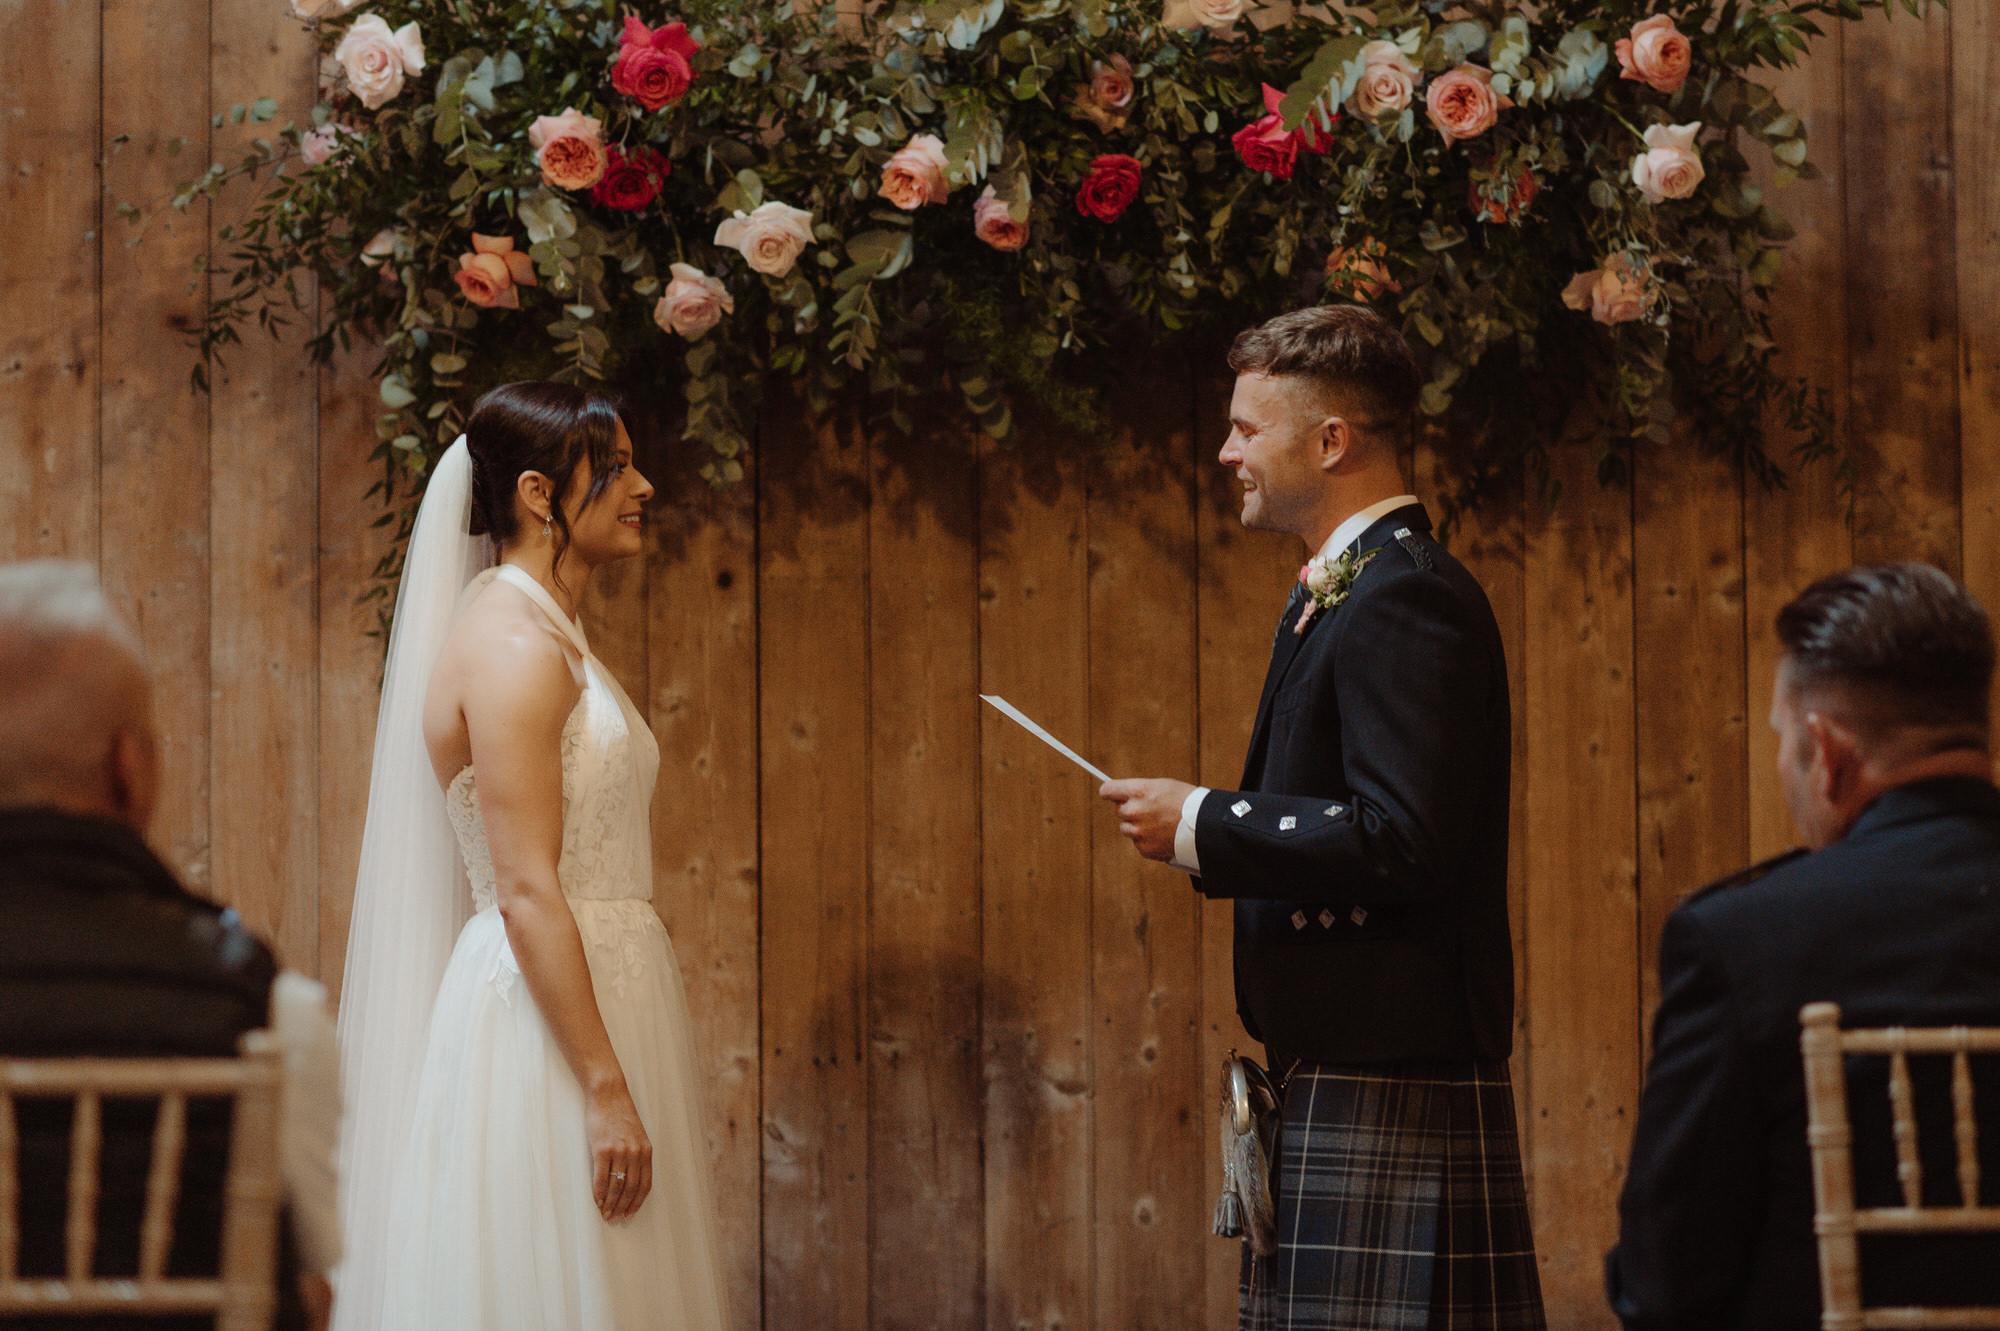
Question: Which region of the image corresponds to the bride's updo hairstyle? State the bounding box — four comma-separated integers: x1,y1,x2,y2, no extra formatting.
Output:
465,381,623,564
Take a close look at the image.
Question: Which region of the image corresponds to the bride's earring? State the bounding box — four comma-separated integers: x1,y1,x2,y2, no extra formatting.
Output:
542,514,552,539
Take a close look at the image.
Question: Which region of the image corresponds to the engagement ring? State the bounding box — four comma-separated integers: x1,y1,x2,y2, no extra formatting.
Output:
611,1171,626,1180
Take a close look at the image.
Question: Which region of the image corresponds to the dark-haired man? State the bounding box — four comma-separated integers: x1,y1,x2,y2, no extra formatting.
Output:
1104,306,1543,1330
1607,562,2000,1330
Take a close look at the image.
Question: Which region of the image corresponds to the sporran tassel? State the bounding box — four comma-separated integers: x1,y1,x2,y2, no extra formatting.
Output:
1232,1122,1277,1257
1214,1158,1245,1237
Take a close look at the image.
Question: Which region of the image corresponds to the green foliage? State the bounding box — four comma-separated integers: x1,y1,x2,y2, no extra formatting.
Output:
133,0,1930,540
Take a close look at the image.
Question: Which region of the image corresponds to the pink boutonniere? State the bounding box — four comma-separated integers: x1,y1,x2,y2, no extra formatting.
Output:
1294,546,1378,634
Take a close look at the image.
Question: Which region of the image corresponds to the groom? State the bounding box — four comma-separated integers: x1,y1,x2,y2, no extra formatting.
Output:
1103,305,1543,1330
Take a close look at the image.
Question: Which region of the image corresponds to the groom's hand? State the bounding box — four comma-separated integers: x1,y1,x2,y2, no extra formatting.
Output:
1100,778,1195,863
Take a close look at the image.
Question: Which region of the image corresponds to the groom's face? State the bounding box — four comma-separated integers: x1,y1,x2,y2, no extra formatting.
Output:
1221,372,1324,536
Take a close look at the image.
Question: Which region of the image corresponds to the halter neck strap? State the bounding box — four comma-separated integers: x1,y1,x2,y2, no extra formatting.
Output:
494,564,590,657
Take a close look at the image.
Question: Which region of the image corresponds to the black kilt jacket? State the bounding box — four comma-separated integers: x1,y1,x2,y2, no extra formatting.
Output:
1194,502,1515,1066
1606,777,2000,1331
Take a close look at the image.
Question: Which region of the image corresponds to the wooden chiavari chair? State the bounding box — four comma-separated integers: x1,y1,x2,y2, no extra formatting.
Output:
0,1030,283,1330
1801,1002,2000,1330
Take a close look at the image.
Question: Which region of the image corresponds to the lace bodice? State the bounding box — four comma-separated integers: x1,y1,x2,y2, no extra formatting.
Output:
443,567,660,914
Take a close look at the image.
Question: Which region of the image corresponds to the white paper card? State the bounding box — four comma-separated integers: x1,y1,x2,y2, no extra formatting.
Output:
980,694,1113,783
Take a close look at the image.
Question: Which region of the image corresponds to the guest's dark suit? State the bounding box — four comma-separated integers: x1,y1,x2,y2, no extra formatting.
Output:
0,807,306,1331
1195,502,1514,1066
1607,777,2000,1331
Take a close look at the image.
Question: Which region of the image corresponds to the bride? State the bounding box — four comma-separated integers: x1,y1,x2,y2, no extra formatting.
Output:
332,382,727,1330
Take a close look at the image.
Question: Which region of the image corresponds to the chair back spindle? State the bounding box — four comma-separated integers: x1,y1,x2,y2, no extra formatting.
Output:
139,1091,188,1281
0,1091,15,1286
1954,1036,1982,1210
63,1089,101,1282
1889,1046,1925,1209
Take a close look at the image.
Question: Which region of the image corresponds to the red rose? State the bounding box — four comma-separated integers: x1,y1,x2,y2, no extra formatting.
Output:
1469,160,1538,224
590,144,670,212
1076,153,1142,222
611,17,700,111
1233,114,1300,180
1233,83,1333,181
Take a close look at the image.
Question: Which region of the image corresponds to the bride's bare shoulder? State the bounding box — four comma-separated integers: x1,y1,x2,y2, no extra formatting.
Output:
441,581,581,701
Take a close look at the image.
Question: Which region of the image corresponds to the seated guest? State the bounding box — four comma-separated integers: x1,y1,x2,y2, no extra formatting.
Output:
1607,562,2000,1330
0,560,340,1330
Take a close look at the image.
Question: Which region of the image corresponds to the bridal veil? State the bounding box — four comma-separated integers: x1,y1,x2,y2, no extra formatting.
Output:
331,437,486,1328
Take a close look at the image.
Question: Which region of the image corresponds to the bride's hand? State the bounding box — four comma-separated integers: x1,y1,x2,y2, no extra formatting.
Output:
585,1081,653,1222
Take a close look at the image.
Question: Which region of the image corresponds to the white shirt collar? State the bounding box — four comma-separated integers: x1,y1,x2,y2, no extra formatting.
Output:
1315,494,1420,562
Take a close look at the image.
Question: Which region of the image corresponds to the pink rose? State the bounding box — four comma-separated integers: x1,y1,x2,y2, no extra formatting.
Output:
1562,252,1651,325
879,134,951,210
528,108,608,191
1325,237,1400,302
1091,55,1135,110
1071,54,1135,132
1425,63,1511,145
653,262,733,338
1617,16,1693,94
300,124,340,166
1347,40,1419,118
300,123,361,167
611,17,700,111
334,14,424,111
714,200,815,276
1630,122,1704,204
453,233,538,310
973,185,1029,251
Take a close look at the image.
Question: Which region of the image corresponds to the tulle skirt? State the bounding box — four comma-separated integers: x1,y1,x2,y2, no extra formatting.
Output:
377,900,728,1331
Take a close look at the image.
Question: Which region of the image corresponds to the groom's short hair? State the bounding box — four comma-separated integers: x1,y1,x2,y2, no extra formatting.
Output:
1227,305,1420,445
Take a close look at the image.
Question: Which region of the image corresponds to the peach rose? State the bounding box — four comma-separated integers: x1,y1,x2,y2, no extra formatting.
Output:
1617,16,1693,94
1630,122,1704,203
334,14,424,111
1326,237,1400,302
879,134,951,210
1562,252,1651,325
1071,54,1135,132
1194,0,1246,28
714,200,816,277
1347,40,1419,118
1426,64,1510,144
527,108,608,192
653,262,734,338
973,185,1029,251
453,233,538,310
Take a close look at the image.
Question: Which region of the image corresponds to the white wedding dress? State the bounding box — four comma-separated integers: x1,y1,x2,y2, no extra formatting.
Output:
372,564,728,1330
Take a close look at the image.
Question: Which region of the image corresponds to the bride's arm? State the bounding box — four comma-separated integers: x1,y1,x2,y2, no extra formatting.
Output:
461,623,653,1223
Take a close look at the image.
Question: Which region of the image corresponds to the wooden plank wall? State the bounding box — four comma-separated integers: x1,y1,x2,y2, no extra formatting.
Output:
2,6,1993,1328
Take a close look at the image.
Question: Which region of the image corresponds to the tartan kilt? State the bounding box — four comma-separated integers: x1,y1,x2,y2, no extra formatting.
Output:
1238,1058,1546,1331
